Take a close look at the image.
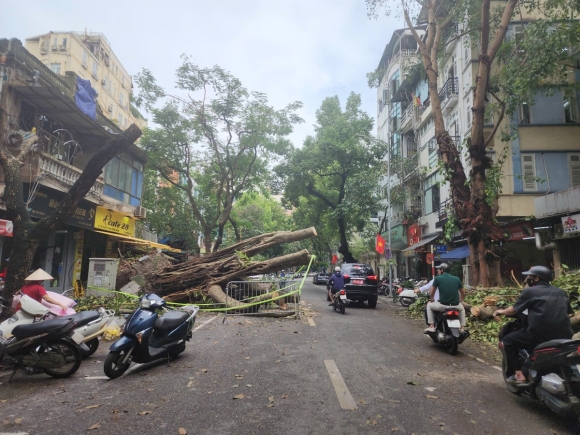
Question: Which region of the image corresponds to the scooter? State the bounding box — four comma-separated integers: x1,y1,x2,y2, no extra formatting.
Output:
1,294,115,358
499,319,580,416
0,316,83,379
424,308,469,355
329,288,347,314
104,293,199,379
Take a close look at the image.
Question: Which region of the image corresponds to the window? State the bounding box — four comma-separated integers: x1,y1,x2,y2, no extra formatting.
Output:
103,155,144,206
92,61,98,78
465,96,472,129
119,92,124,106
122,76,126,88
428,137,437,153
118,114,123,125
82,51,88,67
464,37,471,65
61,37,67,48
564,97,579,124
519,102,531,125
569,154,580,187
521,154,537,191
424,173,440,215
50,63,61,74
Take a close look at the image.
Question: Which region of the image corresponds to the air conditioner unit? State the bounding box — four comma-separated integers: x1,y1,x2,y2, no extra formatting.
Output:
134,206,147,219
107,104,113,113
553,223,569,239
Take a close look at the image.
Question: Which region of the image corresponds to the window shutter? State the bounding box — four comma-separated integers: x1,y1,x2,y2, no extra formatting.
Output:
570,154,580,187
521,154,537,191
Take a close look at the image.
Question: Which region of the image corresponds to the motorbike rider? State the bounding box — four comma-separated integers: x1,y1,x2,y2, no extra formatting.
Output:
327,266,345,306
494,265,573,383
20,269,67,312
415,276,438,325
424,263,466,333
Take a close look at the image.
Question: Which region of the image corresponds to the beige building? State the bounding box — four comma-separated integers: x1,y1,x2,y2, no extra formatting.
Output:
24,31,146,130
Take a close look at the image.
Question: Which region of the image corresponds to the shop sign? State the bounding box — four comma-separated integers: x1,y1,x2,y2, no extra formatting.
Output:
0,219,13,237
562,214,580,235
25,184,96,230
435,245,447,254
502,223,534,241
407,223,421,246
94,206,135,237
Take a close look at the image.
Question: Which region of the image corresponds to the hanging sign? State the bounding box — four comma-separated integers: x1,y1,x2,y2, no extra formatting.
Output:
94,206,135,237
0,219,13,237
426,253,434,265
562,214,580,235
407,223,421,246
435,245,447,254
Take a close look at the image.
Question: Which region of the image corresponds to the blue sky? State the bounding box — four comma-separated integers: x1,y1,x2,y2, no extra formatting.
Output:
1,0,400,146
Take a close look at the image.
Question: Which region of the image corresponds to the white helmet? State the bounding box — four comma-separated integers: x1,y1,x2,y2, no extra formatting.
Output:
334,266,341,272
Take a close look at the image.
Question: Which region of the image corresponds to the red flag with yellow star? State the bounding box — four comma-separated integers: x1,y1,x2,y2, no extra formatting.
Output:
375,234,386,254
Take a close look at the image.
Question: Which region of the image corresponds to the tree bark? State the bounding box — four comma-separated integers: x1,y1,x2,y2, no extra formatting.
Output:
470,304,499,320
1,124,142,302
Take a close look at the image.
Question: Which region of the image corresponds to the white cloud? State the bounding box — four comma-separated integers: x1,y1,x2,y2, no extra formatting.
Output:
1,0,400,146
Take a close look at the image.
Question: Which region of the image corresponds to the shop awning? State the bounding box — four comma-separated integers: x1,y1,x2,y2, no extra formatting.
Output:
439,245,470,260
401,233,441,253
94,230,181,253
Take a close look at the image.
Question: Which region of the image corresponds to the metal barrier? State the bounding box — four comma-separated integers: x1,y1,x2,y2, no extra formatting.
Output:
224,279,301,320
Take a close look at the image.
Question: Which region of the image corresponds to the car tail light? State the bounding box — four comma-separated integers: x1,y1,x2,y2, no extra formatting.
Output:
397,288,402,294
339,290,346,295
343,274,349,279
367,275,377,280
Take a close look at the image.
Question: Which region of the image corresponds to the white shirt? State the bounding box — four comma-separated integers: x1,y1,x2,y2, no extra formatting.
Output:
419,279,439,301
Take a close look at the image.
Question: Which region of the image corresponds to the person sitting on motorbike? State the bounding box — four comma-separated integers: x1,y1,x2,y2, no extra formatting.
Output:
424,263,466,333
494,265,573,384
20,268,67,312
327,266,345,306
415,278,438,325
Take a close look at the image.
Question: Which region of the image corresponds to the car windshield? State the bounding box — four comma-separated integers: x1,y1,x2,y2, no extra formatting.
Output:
343,264,374,276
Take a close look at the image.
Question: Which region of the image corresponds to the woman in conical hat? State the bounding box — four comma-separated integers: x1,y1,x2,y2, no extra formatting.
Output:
21,269,67,312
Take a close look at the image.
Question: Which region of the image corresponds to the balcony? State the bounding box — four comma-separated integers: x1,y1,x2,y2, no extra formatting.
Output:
436,198,453,228
439,77,459,113
400,105,416,131
444,24,459,55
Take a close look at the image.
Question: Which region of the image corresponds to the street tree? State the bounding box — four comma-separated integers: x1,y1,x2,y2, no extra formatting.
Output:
0,126,141,301
135,60,303,253
276,93,387,263
367,0,580,286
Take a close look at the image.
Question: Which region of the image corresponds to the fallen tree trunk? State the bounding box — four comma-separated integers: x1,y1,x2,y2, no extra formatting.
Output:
470,304,499,320
571,312,580,329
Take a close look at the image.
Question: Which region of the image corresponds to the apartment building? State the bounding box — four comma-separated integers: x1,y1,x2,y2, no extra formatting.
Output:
24,31,146,130
0,38,172,294
374,19,580,283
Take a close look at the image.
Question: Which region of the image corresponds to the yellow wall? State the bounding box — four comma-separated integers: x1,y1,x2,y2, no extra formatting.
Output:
25,32,146,130
518,125,580,151
497,195,535,217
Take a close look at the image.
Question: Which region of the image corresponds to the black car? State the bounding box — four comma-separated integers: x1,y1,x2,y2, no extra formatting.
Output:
313,272,329,285
340,263,379,308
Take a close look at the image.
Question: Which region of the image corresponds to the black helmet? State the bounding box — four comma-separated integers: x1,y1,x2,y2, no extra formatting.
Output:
522,265,552,283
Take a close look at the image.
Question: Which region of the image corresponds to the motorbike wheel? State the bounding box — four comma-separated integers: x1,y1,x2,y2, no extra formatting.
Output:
333,301,337,311
82,337,100,359
42,339,82,379
400,297,413,307
169,342,186,360
340,302,345,315
502,357,522,395
104,349,133,379
448,336,458,355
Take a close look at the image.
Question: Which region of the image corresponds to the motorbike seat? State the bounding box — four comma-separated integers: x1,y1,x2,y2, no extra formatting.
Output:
534,339,580,351
12,318,74,340
154,311,189,332
62,311,100,327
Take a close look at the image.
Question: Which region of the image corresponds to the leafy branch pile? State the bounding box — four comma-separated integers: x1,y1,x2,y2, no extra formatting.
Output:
406,270,580,346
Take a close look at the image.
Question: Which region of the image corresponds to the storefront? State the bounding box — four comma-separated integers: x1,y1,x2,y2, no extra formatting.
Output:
401,223,442,279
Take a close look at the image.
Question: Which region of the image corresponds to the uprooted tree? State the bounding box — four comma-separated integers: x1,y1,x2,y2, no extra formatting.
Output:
148,227,317,305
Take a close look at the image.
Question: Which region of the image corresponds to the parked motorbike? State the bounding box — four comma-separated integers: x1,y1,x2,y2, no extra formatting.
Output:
104,293,199,379
1,294,115,358
424,308,469,355
329,289,347,314
0,317,83,379
499,319,580,416
379,279,390,296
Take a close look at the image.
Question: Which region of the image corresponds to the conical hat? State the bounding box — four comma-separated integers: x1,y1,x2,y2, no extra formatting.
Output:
25,268,53,281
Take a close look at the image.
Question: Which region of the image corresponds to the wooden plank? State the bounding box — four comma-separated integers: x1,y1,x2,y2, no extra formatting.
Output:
307,318,316,326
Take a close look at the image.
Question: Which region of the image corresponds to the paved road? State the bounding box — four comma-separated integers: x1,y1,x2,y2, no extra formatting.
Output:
0,282,577,434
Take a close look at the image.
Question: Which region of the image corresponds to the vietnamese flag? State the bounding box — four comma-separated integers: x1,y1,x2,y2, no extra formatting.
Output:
375,234,386,254
331,254,338,264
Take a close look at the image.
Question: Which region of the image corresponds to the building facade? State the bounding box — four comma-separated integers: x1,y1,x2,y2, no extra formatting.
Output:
374,19,580,283
24,31,146,130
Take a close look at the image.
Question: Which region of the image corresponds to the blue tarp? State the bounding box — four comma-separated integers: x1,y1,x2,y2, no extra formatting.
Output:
439,245,470,260
75,76,97,120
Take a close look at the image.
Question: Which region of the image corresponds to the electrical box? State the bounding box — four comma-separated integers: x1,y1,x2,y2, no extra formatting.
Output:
87,258,120,297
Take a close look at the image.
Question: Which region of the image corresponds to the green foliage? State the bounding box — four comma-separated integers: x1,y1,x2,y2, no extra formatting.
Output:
553,268,580,310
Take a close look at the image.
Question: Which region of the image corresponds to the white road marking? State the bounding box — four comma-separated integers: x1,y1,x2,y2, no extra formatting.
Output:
324,360,357,410
84,376,109,380
307,318,316,326
491,366,502,371
0,432,28,435
194,316,217,332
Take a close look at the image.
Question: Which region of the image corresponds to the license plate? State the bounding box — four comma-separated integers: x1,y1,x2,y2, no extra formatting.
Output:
353,279,364,285
340,295,347,300
71,332,85,344
447,319,460,328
